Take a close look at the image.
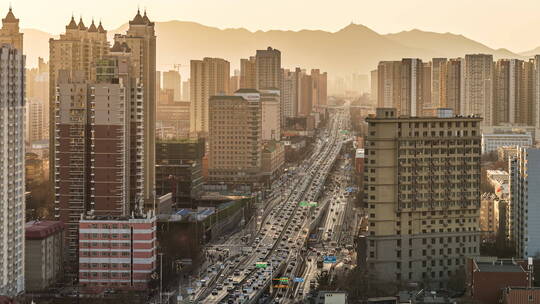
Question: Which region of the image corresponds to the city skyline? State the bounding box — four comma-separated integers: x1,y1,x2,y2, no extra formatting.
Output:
7,0,540,53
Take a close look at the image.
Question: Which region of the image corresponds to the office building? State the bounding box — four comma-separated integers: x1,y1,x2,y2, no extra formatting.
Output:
25,221,65,292
113,9,157,205
509,147,540,258
0,34,25,297
365,108,482,286
260,88,281,140
440,58,463,114
208,89,262,185
190,57,230,136
464,54,493,126
240,56,257,89
256,47,281,90
481,133,532,154
54,54,144,266
163,69,181,101
49,17,109,190
78,212,157,292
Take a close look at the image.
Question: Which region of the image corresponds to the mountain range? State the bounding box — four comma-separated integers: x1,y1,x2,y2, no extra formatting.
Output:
23,21,539,77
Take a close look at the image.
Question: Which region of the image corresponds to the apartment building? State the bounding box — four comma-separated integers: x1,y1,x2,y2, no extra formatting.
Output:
0,32,25,296
240,56,257,89
78,212,157,292
509,147,540,258
190,57,230,136
464,54,493,126
365,108,482,287
54,55,144,266
256,47,281,90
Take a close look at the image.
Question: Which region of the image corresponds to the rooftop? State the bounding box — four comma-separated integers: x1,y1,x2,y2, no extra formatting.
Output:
476,261,525,273
25,221,65,240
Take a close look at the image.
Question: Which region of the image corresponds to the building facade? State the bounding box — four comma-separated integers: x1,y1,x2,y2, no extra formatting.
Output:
190,57,230,136
25,221,65,292
464,54,493,126
481,133,532,154
509,147,540,258
163,70,181,102
365,108,482,286
256,47,281,90
240,56,257,89
208,89,263,185
260,89,281,140
0,38,25,297
78,212,157,292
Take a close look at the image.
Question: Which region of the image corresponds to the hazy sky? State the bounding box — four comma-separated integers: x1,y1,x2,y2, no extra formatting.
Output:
10,0,540,52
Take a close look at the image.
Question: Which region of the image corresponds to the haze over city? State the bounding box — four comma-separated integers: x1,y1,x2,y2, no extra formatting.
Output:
3,1,540,303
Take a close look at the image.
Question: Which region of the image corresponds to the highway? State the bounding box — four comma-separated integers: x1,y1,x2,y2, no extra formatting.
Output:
190,109,349,303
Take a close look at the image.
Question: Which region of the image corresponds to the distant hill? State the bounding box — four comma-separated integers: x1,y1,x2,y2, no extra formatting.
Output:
23,21,529,76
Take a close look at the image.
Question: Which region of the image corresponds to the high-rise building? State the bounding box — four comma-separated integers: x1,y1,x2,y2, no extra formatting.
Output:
240,56,257,89
298,72,312,116
256,47,281,90
163,70,181,101
399,58,424,116
156,70,161,91
182,79,190,101
230,75,240,94
422,62,432,114
352,73,369,95
113,10,157,205
464,54,493,126
26,58,49,140
493,59,520,125
311,69,328,110
26,99,44,143
377,61,401,109
533,55,540,129
440,58,464,114
190,57,230,136
49,17,109,196
365,108,481,286
54,54,144,266
431,58,447,108
208,89,262,185
281,68,298,119
370,69,378,105
260,89,281,140
0,10,25,295
509,147,540,258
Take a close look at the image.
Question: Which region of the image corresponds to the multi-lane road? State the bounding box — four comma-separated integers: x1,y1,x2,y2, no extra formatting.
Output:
185,109,350,303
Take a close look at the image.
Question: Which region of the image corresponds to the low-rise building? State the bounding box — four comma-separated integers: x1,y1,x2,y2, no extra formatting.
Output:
480,193,504,240
466,257,531,304
316,291,347,304
78,212,157,293
481,133,532,154
502,287,540,304
486,170,509,200
25,221,65,292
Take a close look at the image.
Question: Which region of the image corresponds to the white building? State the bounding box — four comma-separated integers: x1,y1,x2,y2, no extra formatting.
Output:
481,133,532,154
260,89,281,141
0,44,26,296
509,147,540,258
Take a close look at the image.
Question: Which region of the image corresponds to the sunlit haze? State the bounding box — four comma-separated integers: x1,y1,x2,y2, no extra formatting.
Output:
11,0,540,52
